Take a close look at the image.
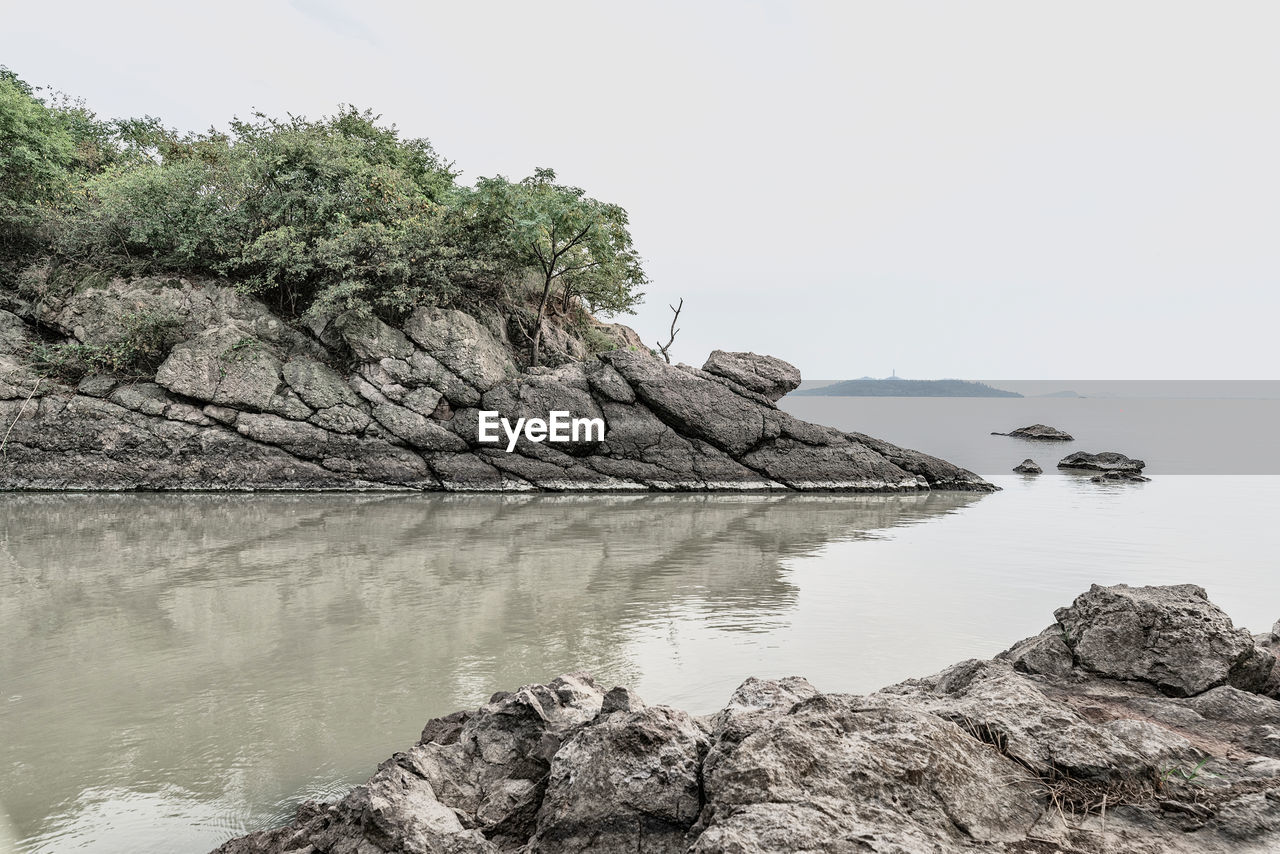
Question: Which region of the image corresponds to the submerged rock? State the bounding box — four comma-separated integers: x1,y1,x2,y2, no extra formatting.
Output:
992,423,1074,441
1058,450,1146,472
215,584,1280,853
1013,458,1042,474
1092,470,1152,483
1,278,992,493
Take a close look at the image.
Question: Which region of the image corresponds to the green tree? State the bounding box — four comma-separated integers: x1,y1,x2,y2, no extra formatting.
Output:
474,168,646,366
0,69,75,260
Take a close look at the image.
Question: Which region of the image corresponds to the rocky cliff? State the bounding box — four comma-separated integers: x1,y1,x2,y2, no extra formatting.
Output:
0,278,990,491
215,584,1280,854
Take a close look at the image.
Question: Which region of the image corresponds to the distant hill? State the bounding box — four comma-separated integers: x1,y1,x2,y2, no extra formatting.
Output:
793,378,1023,398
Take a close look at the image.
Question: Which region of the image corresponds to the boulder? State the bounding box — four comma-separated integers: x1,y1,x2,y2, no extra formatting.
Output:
694,693,1043,852
281,355,361,410
992,424,1074,441
155,327,290,414
701,350,802,402
75,374,116,398
335,312,416,361
603,349,766,457
372,402,469,452
214,675,604,854
527,705,709,853
1055,583,1276,696
1092,470,1152,483
403,307,517,392
1058,451,1146,472
29,275,319,356
1013,458,1042,474
214,586,1280,854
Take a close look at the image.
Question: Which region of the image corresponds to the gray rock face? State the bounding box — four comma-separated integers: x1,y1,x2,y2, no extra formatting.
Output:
215,585,1280,854
701,350,802,402
403,307,517,393
527,705,709,853
1013,458,1042,474
0,309,33,354
1055,584,1276,696
993,423,1074,440
29,274,320,356
1,279,993,493
1059,451,1146,472
155,327,296,415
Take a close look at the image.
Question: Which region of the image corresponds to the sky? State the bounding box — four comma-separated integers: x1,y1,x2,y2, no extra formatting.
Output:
4,1,1277,379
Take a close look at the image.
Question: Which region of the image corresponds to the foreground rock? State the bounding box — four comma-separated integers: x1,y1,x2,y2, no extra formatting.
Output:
1013,458,1042,474
215,584,1280,854
1059,450,1147,473
992,423,1074,441
1,278,991,492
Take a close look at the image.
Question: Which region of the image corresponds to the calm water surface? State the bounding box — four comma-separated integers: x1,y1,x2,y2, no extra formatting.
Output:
781,393,1280,473
3,476,1279,852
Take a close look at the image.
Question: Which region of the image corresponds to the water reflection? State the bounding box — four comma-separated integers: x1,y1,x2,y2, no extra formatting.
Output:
0,491,980,854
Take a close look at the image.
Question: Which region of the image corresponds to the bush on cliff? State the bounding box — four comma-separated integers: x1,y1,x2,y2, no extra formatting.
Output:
0,67,647,344
0,71,75,261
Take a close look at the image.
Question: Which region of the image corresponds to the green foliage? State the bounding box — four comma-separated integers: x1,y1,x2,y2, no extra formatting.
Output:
473,167,646,363
48,107,509,319
474,167,646,316
26,309,180,381
0,70,76,259
1,67,647,340
579,324,619,356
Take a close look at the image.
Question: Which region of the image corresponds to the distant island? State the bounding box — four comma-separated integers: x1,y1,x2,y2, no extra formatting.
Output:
794,377,1023,398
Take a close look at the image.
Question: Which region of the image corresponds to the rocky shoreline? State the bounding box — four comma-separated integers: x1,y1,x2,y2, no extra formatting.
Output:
214,583,1280,853
0,278,989,492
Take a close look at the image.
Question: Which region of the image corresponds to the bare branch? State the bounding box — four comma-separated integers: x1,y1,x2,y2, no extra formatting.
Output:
656,298,683,365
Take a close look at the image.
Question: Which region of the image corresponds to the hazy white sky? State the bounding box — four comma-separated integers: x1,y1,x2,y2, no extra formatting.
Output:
5,1,1277,378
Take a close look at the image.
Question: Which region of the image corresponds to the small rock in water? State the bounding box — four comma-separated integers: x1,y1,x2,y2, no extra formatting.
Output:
1091,470,1151,483
1012,459,1042,474
992,424,1074,441
1058,450,1146,472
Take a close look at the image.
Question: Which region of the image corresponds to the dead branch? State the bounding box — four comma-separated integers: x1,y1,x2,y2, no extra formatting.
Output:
656,298,683,364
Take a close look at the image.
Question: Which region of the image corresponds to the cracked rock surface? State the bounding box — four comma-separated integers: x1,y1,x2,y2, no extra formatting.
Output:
215,583,1280,854
1,279,991,492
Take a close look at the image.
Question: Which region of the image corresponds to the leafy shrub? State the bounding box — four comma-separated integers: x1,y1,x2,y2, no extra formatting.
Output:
2,66,647,341
26,309,180,381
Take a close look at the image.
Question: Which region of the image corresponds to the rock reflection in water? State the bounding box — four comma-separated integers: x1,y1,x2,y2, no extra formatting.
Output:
0,490,980,853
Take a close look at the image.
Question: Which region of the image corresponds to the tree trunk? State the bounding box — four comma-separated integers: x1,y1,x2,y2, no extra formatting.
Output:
529,273,555,367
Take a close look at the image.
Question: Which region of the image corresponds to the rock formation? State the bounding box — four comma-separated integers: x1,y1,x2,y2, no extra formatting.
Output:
0,278,991,492
1059,451,1147,473
214,583,1280,853
992,424,1074,441
1013,458,1042,474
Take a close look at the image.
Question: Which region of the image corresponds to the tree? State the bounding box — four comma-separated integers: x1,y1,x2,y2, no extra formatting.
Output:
0,69,75,260
474,167,645,366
